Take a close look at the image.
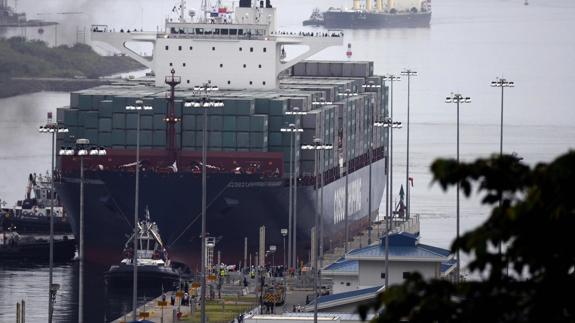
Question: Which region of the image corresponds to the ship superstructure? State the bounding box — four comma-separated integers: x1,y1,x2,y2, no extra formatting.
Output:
91,0,341,90
55,0,390,266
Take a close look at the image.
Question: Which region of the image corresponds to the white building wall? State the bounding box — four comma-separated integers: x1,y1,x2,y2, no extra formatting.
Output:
358,260,439,288
331,275,359,294
0,24,58,47
153,38,279,89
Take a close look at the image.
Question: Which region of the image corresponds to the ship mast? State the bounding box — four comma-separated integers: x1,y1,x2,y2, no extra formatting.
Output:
179,0,186,22
164,69,181,159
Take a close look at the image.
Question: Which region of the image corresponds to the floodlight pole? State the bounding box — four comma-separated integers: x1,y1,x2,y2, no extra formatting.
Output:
126,99,153,321
39,114,69,323
185,85,223,323
401,69,417,219
445,93,471,283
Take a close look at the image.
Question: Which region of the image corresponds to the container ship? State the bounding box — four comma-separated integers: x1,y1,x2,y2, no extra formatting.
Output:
312,0,431,29
54,0,390,267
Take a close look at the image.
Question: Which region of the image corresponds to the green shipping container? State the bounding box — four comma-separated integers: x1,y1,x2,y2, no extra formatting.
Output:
210,116,223,130
209,131,222,147
84,111,99,129
182,131,195,147
269,116,284,131
237,116,250,131
237,132,249,148
141,130,153,146
222,132,236,147
182,115,196,131
269,132,282,146
236,99,255,115
254,98,270,114
99,100,113,118
98,132,112,147
250,115,268,132
126,114,138,130
223,116,236,131
99,118,112,132
112,113,126,129
78,95,93,110
153,131,166,147
250,132,267,149
141,115,153,130
63,109,79,127
85,129,98,143
269,99,287,116
153,115,167,130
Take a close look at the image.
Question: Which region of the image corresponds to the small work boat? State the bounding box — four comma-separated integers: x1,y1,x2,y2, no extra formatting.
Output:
303,8,325,26
0,225,76,262
105,209,180,290
1,173,71,234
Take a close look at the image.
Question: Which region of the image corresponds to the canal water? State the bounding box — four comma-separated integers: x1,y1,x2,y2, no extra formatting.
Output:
2,0,575,321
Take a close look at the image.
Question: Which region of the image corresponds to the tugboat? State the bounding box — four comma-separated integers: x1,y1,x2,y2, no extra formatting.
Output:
0,225,76,262
303,8,324,26
105,208,180,290
1,173,71,234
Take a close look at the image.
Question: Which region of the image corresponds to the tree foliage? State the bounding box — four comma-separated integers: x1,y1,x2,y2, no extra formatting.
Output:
359,151,575,322
0,37,141,79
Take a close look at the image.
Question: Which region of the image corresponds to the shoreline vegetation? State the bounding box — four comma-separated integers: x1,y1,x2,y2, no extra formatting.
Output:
0,37,143,98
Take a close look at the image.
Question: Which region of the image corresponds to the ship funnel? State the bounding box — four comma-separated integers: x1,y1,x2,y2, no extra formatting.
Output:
376,0,383,11
239,0,252,8
366,0,372,11
353,0,360,10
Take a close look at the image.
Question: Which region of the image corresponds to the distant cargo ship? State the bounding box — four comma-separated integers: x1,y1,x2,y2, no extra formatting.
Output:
55,0,390,267
306,0,431,29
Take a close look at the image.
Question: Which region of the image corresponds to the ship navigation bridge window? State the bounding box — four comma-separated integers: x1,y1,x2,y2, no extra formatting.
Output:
178,46,182,51
165,45,169,50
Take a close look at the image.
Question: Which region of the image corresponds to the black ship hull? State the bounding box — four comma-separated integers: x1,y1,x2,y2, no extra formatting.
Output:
56,157,386,267
323,10,431,29
1,214,72,234
105,264,180,290
0,238,76,262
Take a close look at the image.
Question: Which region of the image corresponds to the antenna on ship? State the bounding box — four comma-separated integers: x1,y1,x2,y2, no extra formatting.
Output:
165,69,181,160
179,0,187,22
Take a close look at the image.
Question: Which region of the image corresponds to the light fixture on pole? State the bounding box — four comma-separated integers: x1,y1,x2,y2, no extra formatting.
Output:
490,78,514,157
302,138,333,323
362,82,382,245
125,99,153,321
374,118,402,288
39,113,68,323
445,93,471,283
59,140,106,323
185,84,224,323
400,69,417,220
336,89,358,252
280,123,303,270
284,108,307,271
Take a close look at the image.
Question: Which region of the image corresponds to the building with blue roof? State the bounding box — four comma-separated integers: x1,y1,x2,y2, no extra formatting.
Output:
323,232,456,294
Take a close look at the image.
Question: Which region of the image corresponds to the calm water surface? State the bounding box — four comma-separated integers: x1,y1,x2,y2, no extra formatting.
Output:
1,0,575,321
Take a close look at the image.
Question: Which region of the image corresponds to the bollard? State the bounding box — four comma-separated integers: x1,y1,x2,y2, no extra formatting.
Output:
172,308,176,323
16,302,21,323
21,300,25,323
